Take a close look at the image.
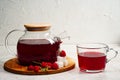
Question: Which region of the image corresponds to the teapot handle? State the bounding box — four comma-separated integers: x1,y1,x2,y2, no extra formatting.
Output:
5,29,25,56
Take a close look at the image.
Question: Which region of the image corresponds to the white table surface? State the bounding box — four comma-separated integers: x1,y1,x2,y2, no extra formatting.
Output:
0,44,120,80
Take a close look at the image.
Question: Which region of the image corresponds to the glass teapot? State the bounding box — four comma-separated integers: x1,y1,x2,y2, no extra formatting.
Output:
5,23,68,65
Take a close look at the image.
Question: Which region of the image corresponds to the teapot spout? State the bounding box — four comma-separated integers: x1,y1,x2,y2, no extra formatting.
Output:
54,31,70,40
53,36,61,42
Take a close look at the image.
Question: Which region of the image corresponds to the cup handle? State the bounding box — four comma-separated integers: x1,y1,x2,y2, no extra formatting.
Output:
5,29,24,56
107,48,118,63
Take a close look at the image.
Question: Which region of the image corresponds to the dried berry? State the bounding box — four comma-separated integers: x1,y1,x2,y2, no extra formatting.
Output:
52,62,59,69
27,65,34,70
34,66,40,72
60,50,66,57
41,62,48,68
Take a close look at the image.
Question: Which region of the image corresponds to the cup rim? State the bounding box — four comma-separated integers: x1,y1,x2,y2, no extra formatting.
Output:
76,43,109,49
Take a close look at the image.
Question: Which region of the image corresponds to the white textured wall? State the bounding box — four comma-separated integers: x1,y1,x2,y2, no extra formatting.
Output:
0,0,120,45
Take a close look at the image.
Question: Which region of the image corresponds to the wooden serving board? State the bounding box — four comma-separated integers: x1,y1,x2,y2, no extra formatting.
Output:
4,57,75,75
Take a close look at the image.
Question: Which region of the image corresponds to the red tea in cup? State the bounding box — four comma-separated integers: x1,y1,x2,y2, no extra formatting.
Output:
77,43,118,73
78,51,106,72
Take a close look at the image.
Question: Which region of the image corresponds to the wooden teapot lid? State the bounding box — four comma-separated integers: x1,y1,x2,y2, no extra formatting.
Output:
24,23,51,31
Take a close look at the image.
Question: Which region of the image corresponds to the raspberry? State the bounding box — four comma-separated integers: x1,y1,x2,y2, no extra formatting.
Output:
41,62,52,69
34,66,40,72
60,50,66,57
47,62,52,69
41,62,48,68
52,62,59,69
27,65,34,70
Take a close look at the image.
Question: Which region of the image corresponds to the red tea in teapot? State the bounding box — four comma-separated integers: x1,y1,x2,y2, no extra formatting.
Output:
17,39,61,65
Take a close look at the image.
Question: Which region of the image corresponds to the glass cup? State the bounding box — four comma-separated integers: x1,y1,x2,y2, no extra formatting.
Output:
76,43,118,73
